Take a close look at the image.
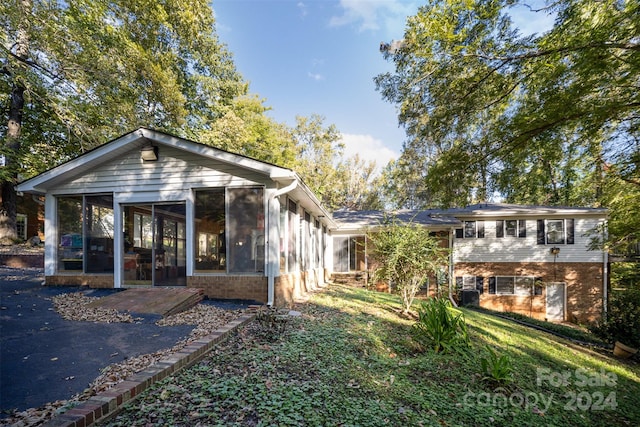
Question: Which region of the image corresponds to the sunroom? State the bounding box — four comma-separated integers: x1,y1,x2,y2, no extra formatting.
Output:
16,128,335,307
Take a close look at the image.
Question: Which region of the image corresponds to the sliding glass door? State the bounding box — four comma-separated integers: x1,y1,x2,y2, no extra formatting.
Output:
122,203,186,286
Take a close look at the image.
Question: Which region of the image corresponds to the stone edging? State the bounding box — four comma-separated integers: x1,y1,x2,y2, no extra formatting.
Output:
41,313,256,427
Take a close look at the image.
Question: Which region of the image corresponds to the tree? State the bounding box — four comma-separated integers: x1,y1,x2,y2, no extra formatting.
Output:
1,0,31,243
334,154,383,211
291,114,345,211
375,0,639,208
1,0,247,242
202,95,297,167
367,217,449,313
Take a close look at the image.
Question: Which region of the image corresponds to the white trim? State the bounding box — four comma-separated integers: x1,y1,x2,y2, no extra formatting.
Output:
44,195,56,276
185,190,195,277
114,190,190,205
113,202,123,288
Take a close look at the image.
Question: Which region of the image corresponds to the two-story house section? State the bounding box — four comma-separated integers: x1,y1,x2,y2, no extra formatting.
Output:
443,204,608,323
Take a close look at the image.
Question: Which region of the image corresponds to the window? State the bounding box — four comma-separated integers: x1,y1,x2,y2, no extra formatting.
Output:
85,195,114,273
496,276,515,295
488,276,540,296
16,214,27,240
279,203,287,273
228,187,264,273
460,276,475,290
287,199,298,272
57,195,114,273
536,219,575,245
195,189,225,272
58,196,83,271
455,276,484,294
302,211,311,270
456,220,484,238
496,219,526,238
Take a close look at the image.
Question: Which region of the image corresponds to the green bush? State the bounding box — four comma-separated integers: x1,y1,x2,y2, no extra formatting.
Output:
480,346,513,384
412,297,469,353
592,289,640,349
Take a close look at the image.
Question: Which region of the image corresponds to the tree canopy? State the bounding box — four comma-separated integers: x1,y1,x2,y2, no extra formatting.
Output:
1,0,251,241
1,0,382,242
376,0,639,209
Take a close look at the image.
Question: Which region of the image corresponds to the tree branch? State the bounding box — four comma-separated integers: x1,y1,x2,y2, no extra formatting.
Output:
469,41,640,63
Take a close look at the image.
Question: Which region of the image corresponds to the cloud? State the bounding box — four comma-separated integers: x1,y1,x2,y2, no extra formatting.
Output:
339,133,399,173
307,72,324,81
297,2,309,18
330,0,419,34
508,4,556,36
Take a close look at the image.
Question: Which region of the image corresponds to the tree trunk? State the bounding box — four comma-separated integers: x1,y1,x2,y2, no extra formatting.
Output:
0,0,30,244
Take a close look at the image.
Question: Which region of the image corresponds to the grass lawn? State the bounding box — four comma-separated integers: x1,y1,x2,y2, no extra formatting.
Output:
101,284,640,426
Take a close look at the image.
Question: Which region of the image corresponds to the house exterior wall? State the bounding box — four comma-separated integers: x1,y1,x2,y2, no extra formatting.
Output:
46,274,114,288
187,275,268,303
450,214,606,322
46,146,267,196
24,134,335,307
452,217,605,264
274,267,327,308
454,261,604,323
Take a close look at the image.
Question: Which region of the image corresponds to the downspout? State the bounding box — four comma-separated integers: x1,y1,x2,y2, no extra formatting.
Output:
448,227,458,307
267,180,298,306
602,222,609,320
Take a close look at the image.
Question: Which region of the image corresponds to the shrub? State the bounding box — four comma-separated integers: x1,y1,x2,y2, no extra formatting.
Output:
367,218,449,313
592,289,640,349
480,346,513,384
412,297,469,353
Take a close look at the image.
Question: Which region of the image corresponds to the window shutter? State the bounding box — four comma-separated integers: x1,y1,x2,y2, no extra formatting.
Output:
518,220,526,238
566,219,575,244
455,276,463,290
477,221,485,238
475,276,484,294
496,220,504,238
537,220,545,244
489,277,496,294
534,277,543,295
455,228,463,239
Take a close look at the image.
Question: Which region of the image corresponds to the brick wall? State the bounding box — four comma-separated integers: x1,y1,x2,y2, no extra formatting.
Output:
455,262,604,323
45,274,114,288
188,275,268,303
274,268,327,308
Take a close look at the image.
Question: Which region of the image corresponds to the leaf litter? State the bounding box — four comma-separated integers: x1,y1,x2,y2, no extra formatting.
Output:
1,292,246,427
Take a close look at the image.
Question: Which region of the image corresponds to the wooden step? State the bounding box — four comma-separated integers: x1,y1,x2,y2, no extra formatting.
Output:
88,287,204,317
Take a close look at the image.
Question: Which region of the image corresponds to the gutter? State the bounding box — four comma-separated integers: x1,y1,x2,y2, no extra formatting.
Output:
266,180,298,306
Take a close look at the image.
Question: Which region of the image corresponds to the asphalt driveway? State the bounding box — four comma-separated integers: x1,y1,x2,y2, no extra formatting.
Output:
0,267,196,415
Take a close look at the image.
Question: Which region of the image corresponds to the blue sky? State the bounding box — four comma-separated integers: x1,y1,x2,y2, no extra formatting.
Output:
213,0,555,172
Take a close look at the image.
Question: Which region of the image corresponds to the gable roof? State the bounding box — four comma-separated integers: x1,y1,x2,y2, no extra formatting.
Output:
17,128,297,193
16,127,336,226
332,202,607,233
333,209,462,232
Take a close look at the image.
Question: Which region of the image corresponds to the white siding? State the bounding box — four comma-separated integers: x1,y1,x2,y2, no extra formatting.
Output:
48,146,268,195
453,217,605,263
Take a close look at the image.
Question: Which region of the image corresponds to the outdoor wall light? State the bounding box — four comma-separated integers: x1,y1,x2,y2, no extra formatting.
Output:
140,145,159,161
550,247,560,255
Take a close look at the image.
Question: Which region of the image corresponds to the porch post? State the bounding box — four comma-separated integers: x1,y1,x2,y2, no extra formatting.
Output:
113,202,122,288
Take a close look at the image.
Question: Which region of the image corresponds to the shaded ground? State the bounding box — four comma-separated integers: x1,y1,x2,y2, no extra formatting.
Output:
0,267,193,415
